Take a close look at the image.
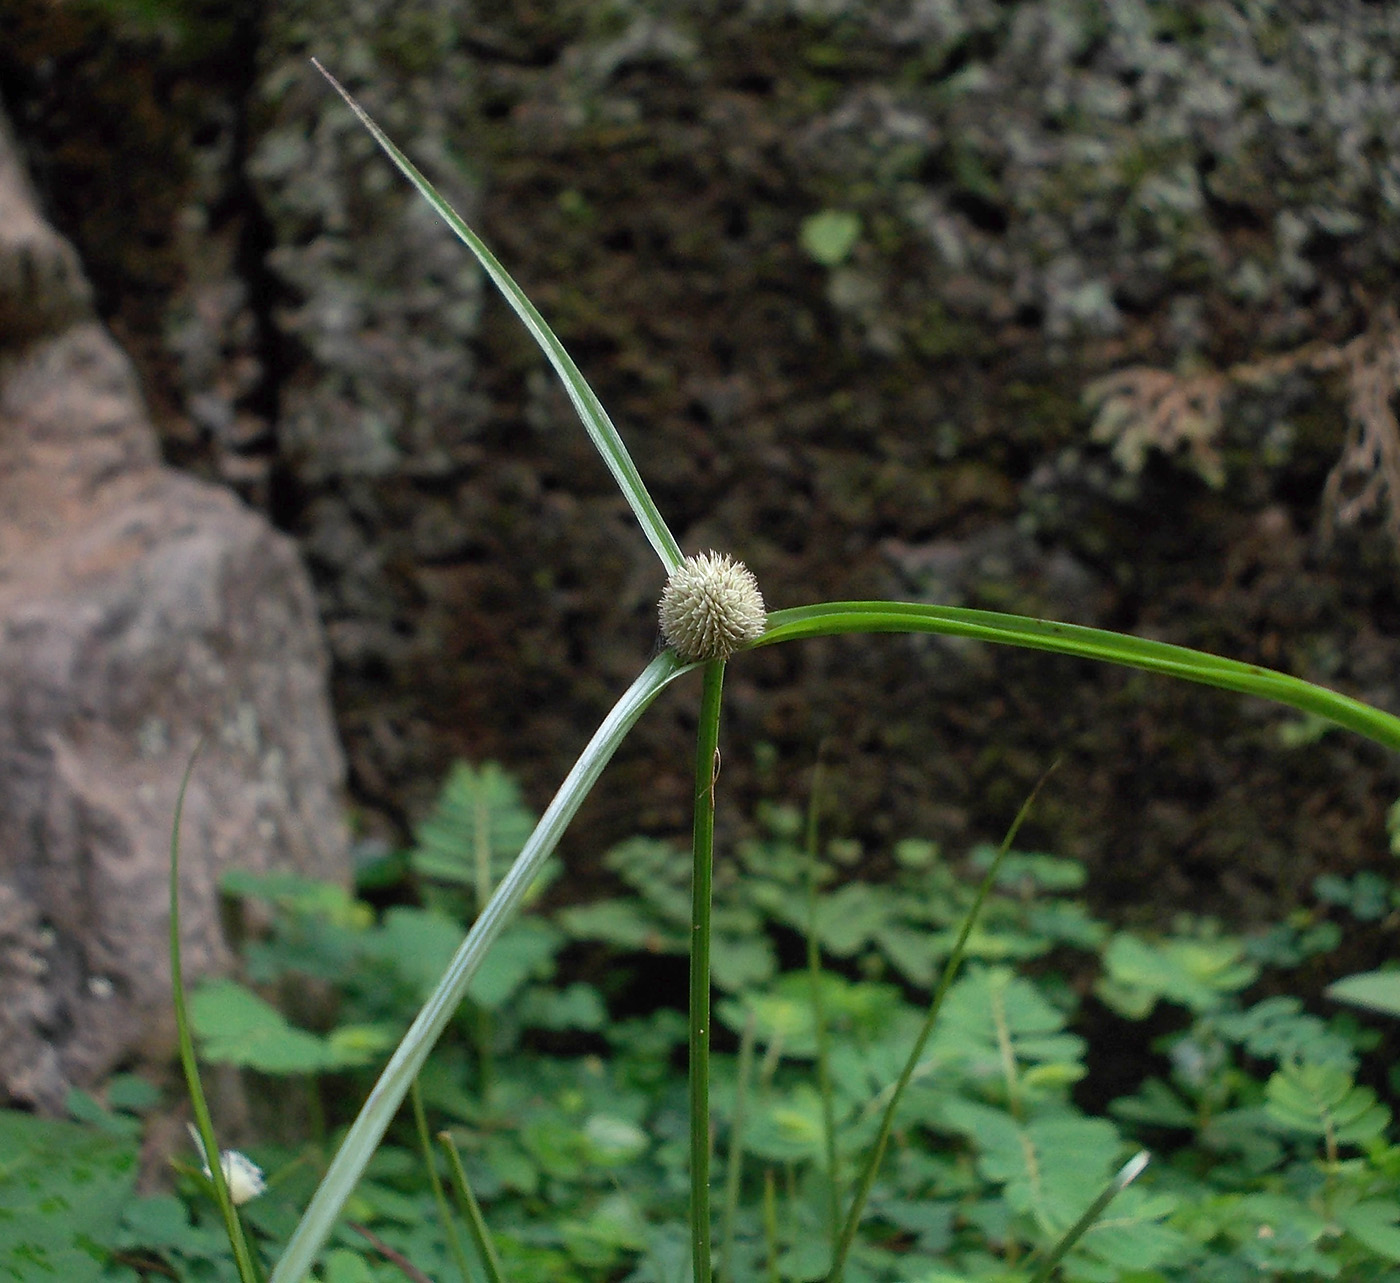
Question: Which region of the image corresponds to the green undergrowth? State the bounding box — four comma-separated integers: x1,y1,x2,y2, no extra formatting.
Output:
10,759,1400,1283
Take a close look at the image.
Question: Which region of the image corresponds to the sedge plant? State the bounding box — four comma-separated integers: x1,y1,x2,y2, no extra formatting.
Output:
169,61,1400,1283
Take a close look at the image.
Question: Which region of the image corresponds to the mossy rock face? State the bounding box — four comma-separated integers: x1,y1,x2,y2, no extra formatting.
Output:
5,0,1400,924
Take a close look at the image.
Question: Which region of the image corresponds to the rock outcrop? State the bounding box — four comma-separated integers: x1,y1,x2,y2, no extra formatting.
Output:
0,106,349,1110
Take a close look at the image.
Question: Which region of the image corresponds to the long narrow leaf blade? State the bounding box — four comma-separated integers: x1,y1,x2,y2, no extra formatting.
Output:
271,650,695,1283
313,60,683,574
755,602,1400,753
831,768,1053,1281
1029,1150,1151,1283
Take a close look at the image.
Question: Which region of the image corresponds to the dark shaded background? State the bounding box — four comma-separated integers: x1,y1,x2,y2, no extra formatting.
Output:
4,0,1400,942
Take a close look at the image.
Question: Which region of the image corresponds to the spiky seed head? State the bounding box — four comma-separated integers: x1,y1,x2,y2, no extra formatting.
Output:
659,551,767,662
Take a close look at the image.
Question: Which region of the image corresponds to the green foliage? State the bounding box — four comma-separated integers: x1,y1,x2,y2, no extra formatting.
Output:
799,210,862,267
409,761,541,905
1264,1061,1390,1148
1096,929,1259,1018
0,1111,136,1283
13,760,1400,1281
190,979,397,1075
1329,968,1400,1020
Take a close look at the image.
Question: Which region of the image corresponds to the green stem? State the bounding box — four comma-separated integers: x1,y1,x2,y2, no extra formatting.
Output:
410,1081,473,1283
438,1131,507,1283
803,762,841,1253
169,745,261,1283
762,1170,780,1283
719,1011,756,1283
690,659,726,1283
1028,1151,1150,1283
473,805,496,1102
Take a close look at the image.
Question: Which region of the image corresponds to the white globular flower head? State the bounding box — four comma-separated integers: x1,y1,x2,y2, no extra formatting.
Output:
659,551,767,662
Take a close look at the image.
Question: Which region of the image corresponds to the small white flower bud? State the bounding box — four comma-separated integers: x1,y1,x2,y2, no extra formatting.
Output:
659,551,767,661
188,1123,266,1205
220,1150,267,1205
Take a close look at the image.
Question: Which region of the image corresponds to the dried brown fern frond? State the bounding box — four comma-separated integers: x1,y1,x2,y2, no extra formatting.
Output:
1087,308,1400,557
1317,310,1400,549
1085,365,1231,487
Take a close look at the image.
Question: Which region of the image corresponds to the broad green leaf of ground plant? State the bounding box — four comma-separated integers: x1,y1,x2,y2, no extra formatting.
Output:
718,972,907,1061
1096,932,1258,1018
1338,1200,1400,1263
1327,968,1400,1020
557,1190,649,1271
939,1099,1125,1230
557,896,686,953
119,1190,279,1283
1109,1078,1200,1131
1315,869,1394,920
192,978,395,1074
0,1111,136,1283
800,209,862,266
928,966,1085,1091
465,918,563,1010
1216,994,1357,1069
222,869,372,930
935,1102,1187,1277
742,1085,832,1165
974,847,1088,894
1264,1061,1391,1146
410,761,540,898
362,905,462,1001
806,881,896,956
1063,1187,1186,1278
518,981,608,1032
558,836,776,990
1209,1192,1336,1274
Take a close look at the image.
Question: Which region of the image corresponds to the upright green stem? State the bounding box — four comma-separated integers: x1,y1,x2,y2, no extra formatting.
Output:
169,747,260,1283
438,1131,507,1283
803,761,841,1251
690,659,726,1283
719,1011,756,1283
410,1081,473,1283
472,802,496,1099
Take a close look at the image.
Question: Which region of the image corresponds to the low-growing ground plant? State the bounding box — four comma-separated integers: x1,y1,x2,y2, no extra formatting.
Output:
16,760,1400,1281
8,60,1400,1283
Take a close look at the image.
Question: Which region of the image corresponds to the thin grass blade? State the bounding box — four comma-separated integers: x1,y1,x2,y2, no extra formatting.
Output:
271,650,694,1283
1028,1150,1152,1283
437,1131,506,1283
719,1011,756,1283
312,60,682,574
410,1081,473,1283
169,744,262,1283
803,758,841,1245
830,767,1055,1282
